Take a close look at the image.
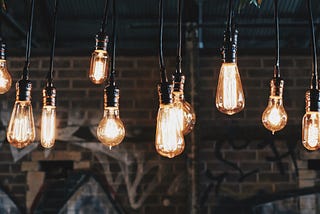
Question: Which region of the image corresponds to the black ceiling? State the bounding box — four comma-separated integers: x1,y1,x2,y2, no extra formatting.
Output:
1,0,320,56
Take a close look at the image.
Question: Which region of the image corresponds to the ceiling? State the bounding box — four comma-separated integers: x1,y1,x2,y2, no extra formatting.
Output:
1,0,320,56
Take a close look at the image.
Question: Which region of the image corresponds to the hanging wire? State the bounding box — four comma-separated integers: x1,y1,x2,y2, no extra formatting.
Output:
273,0,280,78
0,15,2,40
110,0,116,84
176,0,183,73
159,0,167,82
47,0,59,83
100,0,109,33
307,0,318,89
23,0,35,80
227,0,233,32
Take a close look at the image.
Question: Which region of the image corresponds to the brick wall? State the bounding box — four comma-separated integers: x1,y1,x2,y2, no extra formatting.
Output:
0,55,314,213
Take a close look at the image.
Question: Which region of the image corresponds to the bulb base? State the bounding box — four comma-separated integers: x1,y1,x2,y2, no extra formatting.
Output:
16,79,32,101
95,32,108,51
158,82,173,105
173,73,185,93
104,84,120,108
306,89,320,112
270,78,284,97
221,29,238,63
43,82,56,107
0,42,6,60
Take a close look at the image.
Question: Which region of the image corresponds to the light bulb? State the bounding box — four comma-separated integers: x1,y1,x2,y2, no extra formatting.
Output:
173,92,196,135
155,103,185,158
7,80,35,148
97,107,125,149
89,50,109,84
215,62,245,115
0,59,12,94
302,111,320,150
262,79,287,134
40,106,56,148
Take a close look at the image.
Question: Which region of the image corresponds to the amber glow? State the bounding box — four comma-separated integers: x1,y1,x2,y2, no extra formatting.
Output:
7,101,35,148
0,59,12,94
262,95,287,134
89,50,109,84
40,106,56,148
155,103,185,158
215,62,245,115
302,111,320,150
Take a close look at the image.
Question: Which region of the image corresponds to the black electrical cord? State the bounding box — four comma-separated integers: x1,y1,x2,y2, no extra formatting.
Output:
227,0,233,32
47,0,58,83
100,0,109,33
274,0,280,78
176,0,183,73
159,0,167,82
23,0,35,80
110,0,116,84
307,0,318,90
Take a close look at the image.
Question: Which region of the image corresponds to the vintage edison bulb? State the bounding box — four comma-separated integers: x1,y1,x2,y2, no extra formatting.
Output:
89,50,109,84
97,107,125,149
40,106,56,148
173,91,196,135
302,111,320,150
216,62,245,115
0,59,12,94
7,100,35,148
155,103,185,158
262,95,287,134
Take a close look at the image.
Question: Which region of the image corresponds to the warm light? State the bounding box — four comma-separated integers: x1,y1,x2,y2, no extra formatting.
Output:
173,92,196,135
7,101,35,148
216,62,245,115
155,103,185,158
0,59,12,94
302,111,320,150
97,107,125,149
89,50,109,84
262,95,287,134
40,106,56,148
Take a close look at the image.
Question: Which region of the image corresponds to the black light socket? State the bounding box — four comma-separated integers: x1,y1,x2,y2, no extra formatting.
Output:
221,29,238,63
158,82,173,105
43,82,56,107
173,73,185,93
270,77,284,97
306,89,320,112
95,32,108,51
104,84,120,108
16,79,32,101
0,42,6,60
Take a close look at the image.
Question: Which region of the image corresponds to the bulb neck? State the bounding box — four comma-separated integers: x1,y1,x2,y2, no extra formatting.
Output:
104,84,120,108
42,82,56,107
306,89,320,112
104,107,119,118
16,79,32,101
221,29,238,63
173,91,185,102
95,32,108,51
270,78,284,97
173,73,185,93
158,82,173,105
0,42,6,60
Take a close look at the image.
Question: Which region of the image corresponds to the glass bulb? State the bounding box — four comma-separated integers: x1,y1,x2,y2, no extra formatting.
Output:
262,95,287,134
0,59,12,94
97,107,125,149
155,103,185,158
40,106,56,148
173,92,196,135
215,62,245,115
89,50,109,84
7,101,35,148
302,111,320,150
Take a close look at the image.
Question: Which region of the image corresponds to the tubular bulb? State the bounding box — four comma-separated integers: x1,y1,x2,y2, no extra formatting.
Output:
173,92,196,135
302,111,320,150
216,62,245,115
155,103,185,158
0,59,12,94
40,106,56,148
89,50,109,84
97,107,125,149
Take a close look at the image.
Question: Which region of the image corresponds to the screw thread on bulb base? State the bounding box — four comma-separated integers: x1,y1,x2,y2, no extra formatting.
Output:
221,29,238,63
42,82,56,107
158,82,173,105
270,78,284,97
173,73,185,93
16,79,32,101
305,89,320,112
0,42,6,60
95,32,108,51
104,84,120,108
